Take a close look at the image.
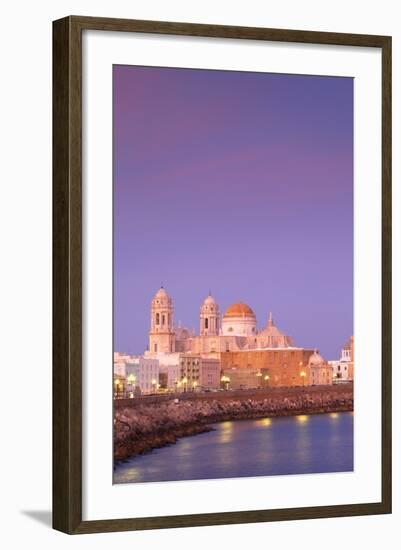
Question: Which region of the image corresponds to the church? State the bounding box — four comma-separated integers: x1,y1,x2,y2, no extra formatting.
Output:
146,286,333,388
149,286,296,357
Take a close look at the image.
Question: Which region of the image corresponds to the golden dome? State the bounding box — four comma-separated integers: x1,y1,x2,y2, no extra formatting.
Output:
224,302,255,318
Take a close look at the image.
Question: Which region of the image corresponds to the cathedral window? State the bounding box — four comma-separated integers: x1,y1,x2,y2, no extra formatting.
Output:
205,318,209,329
162,314,165,325
154,343,158,352
156,313,160,325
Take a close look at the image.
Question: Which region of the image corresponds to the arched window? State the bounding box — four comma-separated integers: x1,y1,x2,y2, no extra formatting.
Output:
205,318,209,329
155,313,160,325
154,343,158,352
162,314,165,325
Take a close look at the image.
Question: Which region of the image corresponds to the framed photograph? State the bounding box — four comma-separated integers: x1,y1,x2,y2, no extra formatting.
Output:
53,16,392,534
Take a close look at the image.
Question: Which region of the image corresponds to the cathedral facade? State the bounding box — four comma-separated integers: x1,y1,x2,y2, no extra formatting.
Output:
149,286,296,358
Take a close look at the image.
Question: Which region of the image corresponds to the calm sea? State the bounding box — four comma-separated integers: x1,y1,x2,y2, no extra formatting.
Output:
114,411,353,484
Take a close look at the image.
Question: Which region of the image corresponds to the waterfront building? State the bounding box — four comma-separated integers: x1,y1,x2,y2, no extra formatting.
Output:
178,353,220,391
308,350,333,386
114,351,131,378
221,348,314,388
329,336,355,383
143,286,335,389
113,360,126,378
123,356,159,396
221,367,263,390
150,352,181,391
199,356,221,389
114,351,132,363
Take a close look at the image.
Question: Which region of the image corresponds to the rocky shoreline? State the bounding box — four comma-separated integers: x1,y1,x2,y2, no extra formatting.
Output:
114,385,353,462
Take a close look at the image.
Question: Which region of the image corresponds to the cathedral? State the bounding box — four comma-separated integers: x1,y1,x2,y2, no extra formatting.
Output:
148,286,295,358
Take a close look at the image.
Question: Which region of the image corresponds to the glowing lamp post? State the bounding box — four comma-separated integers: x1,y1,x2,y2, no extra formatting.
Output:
182,376,188,392
127,373,136,398
114,378,122,399
221,375,230,390
264,374,270,387
151,378,157,394
300,370,307,386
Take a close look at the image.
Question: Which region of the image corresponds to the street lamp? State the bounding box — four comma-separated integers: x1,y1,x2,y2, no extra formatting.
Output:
192,381,197,392
151,378,157,393
182,376,188,392
264,374,270,387
221,375,230,390
127,373,136,397
114,378,120,399
300,371,306,386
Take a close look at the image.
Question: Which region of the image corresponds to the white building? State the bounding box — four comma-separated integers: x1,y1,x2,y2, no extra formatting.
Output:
146,352,182,391
308,350,333,386
118,356,159,396
329,337,354,383
113,351,131,377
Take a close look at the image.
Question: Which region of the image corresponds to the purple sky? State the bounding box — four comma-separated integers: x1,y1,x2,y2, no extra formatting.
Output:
113,65,353,360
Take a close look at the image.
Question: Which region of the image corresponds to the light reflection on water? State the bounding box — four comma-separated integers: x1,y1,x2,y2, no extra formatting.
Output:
258,418,272,427
218,421,234,444
114,412,353,484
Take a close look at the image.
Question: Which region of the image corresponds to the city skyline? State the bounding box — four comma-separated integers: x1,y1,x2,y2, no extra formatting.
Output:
113,65,353,359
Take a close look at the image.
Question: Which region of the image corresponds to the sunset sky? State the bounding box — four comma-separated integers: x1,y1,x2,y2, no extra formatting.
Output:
113,65,353,359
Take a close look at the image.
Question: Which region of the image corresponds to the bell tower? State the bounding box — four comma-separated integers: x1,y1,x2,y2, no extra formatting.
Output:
200,293,220,336
149,286,175,354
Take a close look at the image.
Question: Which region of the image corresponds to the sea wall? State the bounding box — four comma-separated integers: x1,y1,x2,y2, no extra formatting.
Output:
114,384,353,461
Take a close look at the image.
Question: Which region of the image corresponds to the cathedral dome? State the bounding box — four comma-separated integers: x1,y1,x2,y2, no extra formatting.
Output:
308,350,325,366
255,312,294,348
222,302,256,337
224,302,255,318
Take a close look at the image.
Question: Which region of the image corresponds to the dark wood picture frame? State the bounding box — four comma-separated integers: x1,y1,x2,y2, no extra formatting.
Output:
53,15,392,534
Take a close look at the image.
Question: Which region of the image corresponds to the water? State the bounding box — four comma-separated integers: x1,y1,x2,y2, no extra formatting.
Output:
114,411,353,484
